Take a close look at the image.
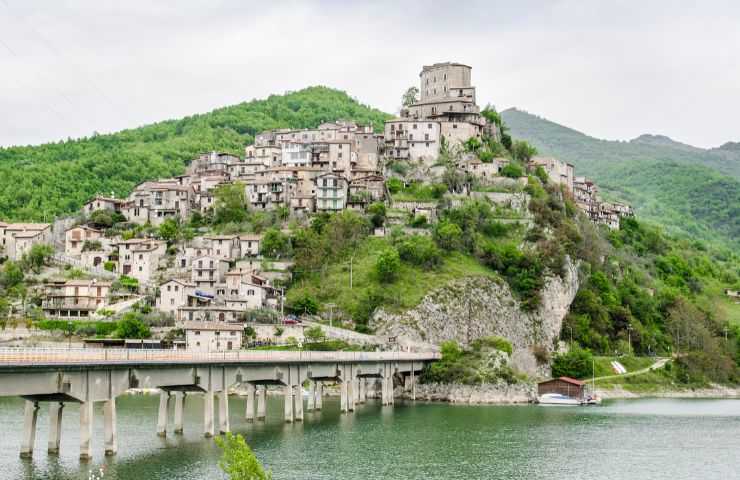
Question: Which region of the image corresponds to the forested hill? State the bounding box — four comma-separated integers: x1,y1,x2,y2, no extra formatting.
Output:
501,108,740,250
0,87,391,222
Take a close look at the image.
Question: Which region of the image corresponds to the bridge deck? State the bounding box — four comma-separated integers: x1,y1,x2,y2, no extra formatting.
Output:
0,348,439,369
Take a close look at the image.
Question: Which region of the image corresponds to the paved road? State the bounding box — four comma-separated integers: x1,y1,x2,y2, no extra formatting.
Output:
593,357,670,382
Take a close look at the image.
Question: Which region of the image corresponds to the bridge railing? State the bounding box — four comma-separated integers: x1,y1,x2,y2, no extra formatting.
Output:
0,347,440,365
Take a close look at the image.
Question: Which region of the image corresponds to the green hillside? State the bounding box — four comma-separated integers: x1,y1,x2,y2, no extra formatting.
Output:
0,86,391,222
501,108,740,250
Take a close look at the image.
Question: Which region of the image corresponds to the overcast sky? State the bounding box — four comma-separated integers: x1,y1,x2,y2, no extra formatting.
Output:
2,0,740,148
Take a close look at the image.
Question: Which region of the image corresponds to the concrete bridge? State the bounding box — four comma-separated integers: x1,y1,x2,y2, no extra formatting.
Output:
0,348,438,460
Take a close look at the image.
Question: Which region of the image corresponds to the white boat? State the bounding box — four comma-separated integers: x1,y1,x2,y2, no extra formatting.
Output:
537,393,581,406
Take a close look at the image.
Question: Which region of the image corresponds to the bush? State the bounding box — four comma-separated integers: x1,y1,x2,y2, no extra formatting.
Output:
434,221,463,251
260,228,291,258
367,202,387,229
386,178,403,194
396,235,442,270
304,325,326,343
375,248,401,283
290,294,319,315
501,163,524,178
551,347,593,379
114,312,151,339
470,336,513,356
103,261,116,272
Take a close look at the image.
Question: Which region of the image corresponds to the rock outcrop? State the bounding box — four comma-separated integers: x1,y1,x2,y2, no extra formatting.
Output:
372,257,579,376
404,382,536,404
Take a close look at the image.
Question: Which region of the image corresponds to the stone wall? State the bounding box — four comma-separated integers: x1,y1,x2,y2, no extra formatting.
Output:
405,382,536,404
372,257,579,376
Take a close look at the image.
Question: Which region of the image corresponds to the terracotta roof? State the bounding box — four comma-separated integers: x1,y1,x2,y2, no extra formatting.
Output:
558,377,585,386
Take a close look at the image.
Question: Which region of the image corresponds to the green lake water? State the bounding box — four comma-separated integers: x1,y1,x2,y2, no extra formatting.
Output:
0,395,738,479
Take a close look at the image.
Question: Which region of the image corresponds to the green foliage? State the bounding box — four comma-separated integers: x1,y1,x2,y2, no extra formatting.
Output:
375,248,401,283
88,210,116,229
114,312,151,339
395,235,442,270
304,325,326,343
534,165,549,184
421,338,518,385
510,140,537,162
114,275,139,292
551,347,594,379
401,86,419,107
0,87,390,222
21,244,54,274
157,218,181,244
0,261,25,289
260,228,291,258
367,202,387,229
213,182,248,225
81,240,103,252
290,294,319,315
433,221,463,251
386,177,403,194
500,163,524,178
103,261,116,272
389,180,447,202
215,432,271,480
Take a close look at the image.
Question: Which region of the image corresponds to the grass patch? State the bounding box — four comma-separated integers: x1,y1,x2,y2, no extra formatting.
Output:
592,356,658,377
287,236,499,323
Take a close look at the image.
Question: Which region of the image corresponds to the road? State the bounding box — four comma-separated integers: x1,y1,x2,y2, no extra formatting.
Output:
593,357,671,382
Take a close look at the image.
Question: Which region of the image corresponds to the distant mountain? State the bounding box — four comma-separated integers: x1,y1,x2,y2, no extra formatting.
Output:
502,108,740,250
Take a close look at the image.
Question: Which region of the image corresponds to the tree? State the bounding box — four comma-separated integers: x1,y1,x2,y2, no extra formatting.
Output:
367,202,386,229
22,244,54,273
500,163,524,178
260,228,291,258
511,140,537,163
88,209,115,229
213,182,248,225
291,294,319,315
158,218,180,244
551,347,593,379
375,247,401,283
401,86,419,107
434,221,463,251
0,260,24,289
215,432,271,480
115,312,151,339
304,325,326,343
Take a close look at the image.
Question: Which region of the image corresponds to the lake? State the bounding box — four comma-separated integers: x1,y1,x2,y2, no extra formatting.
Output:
0,395,738,479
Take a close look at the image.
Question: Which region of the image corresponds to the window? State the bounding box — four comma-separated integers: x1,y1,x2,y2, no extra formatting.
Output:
174,285,179,292
170,298,174,305
413,124,417,129
167,285,171,292
425,133,429,141
195,330,200,335
427,124,432,129
453,124,458,129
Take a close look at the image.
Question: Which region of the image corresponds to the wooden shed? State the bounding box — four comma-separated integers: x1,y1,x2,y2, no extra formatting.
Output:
537,377,586,399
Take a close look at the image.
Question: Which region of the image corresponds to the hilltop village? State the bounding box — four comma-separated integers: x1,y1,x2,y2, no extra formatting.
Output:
0,62,632,349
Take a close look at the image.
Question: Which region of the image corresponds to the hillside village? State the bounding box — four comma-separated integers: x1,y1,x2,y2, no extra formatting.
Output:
0,62,634,351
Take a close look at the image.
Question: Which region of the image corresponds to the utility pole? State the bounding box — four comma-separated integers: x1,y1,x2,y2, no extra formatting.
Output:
280,287,285,319
627,325,633,355
349,255,354,290
326,303,336,328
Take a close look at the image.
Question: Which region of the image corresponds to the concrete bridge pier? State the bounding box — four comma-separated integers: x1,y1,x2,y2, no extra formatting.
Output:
307,381,316,412
284,384,294,423
315,382,323,410
103,398,117,456
203,390,215,438
352,378,361,406
79,401,94,460
245,384,256,422
218,391,230,433
294,385,304,421
358,378,367,404
20,400,39,458
256,386,266,420
340,380,349,413
156,391,170,437
405,368,417,401
48,402,64,454
173,392,185,434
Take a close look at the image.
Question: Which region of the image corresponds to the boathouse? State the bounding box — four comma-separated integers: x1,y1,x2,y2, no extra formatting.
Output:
537,377,585,399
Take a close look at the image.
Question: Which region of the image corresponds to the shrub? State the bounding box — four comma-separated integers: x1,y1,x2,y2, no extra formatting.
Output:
409,215,428,228
114,312,151,339
290,294,319,315
304,325,326,343
396,235,442,270
375,247,401,283
434,221,463,251
367,202,387,229
103,261,116,272
501,163,524,178
260,228,291,258
386,178,403,194
551,347,593,379
471,336,513,356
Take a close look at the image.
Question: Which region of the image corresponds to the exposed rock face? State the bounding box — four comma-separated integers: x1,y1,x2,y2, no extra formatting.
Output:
405,382,536,404
372,257,579,376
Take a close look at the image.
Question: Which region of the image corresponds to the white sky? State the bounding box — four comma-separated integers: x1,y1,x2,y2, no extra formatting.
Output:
1,0,740,148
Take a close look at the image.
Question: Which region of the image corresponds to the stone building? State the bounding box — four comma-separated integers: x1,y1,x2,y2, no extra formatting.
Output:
0,223,53,261
184,321,243,352
41,279,112,319
65,226,104,257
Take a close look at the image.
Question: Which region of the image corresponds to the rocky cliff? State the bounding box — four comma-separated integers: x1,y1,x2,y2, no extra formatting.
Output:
372,257,579,376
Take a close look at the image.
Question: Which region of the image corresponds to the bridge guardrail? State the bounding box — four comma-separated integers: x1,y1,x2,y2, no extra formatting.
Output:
0,347,440,365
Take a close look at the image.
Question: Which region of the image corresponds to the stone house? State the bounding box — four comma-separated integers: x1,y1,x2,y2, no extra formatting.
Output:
203,234,240,261
156,278,196,314
82,196,122,215
65,226,104,257
184,321,243,352
529,156,575,194
238,234,262,257
116,238,167,282
315,172,348,211
191,255,230,293
1,223,52,261
41,279,112,319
